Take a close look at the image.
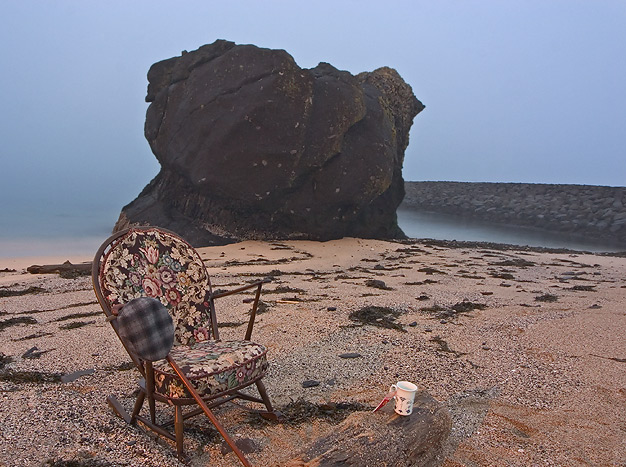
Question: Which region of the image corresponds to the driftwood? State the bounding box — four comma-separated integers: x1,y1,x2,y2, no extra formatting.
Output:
285,391,452,467
27,261,92,278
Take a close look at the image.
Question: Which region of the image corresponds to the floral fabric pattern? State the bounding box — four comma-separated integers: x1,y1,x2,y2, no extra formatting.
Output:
99,228,214,346
153,340,269,399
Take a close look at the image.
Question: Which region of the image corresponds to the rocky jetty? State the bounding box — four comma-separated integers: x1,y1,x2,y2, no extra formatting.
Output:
115,40,424,246
403,181,626,247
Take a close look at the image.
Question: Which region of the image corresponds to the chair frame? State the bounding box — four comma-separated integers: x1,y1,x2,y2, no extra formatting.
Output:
92,226,278,464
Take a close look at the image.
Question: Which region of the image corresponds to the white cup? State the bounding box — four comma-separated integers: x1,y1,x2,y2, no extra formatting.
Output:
391,381,418,415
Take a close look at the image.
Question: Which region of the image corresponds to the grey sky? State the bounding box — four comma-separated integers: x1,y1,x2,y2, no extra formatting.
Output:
1,0,625,233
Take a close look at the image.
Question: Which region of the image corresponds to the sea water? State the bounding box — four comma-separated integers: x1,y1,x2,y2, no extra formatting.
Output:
0,206,118,259
397,208,624,253
1,206,623,260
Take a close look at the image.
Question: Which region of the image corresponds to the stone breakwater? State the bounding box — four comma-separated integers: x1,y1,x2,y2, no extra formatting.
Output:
402,181,626,247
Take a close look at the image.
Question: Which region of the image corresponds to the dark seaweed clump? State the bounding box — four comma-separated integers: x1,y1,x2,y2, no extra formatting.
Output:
248,399,369,427
59,320,95,330
535,293,558,302
44,459,116,467
0,286,46,298
450,301,487,313
349,306,405,332
0,369,63,384
0,316,37,331
420,301,487,319
0,352,13,370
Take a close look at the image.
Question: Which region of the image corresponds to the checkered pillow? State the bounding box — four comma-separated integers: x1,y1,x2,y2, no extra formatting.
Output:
116,297,174,362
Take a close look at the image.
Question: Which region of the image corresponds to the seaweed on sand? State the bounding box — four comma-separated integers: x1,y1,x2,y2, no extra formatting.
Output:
59,320,96,330
0,286,46,298
43,459,116,467
0,369,63,384
0,316,37,331
349,306,405,332
535,293,558,302
55,311,100,322
247,399,370,427
0,352,13,370
430,336,467,357
420,301,487,319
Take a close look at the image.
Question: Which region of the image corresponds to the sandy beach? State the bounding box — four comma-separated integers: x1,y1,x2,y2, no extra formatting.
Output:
1,238,625,466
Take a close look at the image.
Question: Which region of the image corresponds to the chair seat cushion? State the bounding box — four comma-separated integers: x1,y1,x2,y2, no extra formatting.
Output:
153,340,268,399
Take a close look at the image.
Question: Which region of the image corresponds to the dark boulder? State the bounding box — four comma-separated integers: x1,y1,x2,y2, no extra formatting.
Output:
115,40,424,246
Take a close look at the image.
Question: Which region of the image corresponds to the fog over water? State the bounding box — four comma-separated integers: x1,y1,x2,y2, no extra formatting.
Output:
1,1,625,257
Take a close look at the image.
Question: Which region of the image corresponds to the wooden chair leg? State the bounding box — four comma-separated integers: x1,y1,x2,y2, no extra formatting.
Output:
175,405,184,460
130,391,145,424
256,380,282,421
256,380,274,412
145,362,156,424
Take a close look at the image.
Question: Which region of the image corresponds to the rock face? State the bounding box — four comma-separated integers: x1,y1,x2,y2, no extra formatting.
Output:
115,40,424,246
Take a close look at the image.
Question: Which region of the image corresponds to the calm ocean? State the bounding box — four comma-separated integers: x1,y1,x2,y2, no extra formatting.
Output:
397,208,624,253
0,207,622,260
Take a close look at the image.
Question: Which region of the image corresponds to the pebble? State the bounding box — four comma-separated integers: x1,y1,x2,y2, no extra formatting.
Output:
302,380,320,388
338,352,362,359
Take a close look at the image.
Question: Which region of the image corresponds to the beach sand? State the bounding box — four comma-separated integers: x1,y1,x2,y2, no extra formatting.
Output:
1,238,625,466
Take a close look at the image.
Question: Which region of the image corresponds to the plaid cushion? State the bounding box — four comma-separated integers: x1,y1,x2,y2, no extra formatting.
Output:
117,297,174,362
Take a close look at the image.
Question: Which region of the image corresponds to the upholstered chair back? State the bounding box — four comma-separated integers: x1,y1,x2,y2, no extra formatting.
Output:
98,228,214,345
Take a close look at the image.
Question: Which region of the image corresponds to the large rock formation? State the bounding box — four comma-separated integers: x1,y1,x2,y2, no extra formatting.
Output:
115,40,424,246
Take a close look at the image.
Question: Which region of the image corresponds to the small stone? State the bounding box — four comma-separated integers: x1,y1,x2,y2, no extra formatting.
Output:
417,295,429,301
327,306,337,311
589,304,602,309
440,320,447,324
408,321,418,327
424,328,432,333
126,440,136,446
482,345,490,350
302,380,320,388
339,352,362,359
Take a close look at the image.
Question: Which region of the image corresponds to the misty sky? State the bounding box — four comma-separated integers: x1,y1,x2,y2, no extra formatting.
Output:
1,0,625,239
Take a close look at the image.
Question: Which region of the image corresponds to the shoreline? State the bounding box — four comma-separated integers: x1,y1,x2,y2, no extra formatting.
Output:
1,230,624,269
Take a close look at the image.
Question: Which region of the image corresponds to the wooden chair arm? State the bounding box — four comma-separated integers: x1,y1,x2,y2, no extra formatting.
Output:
210,278,271,341
210,278,270,299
